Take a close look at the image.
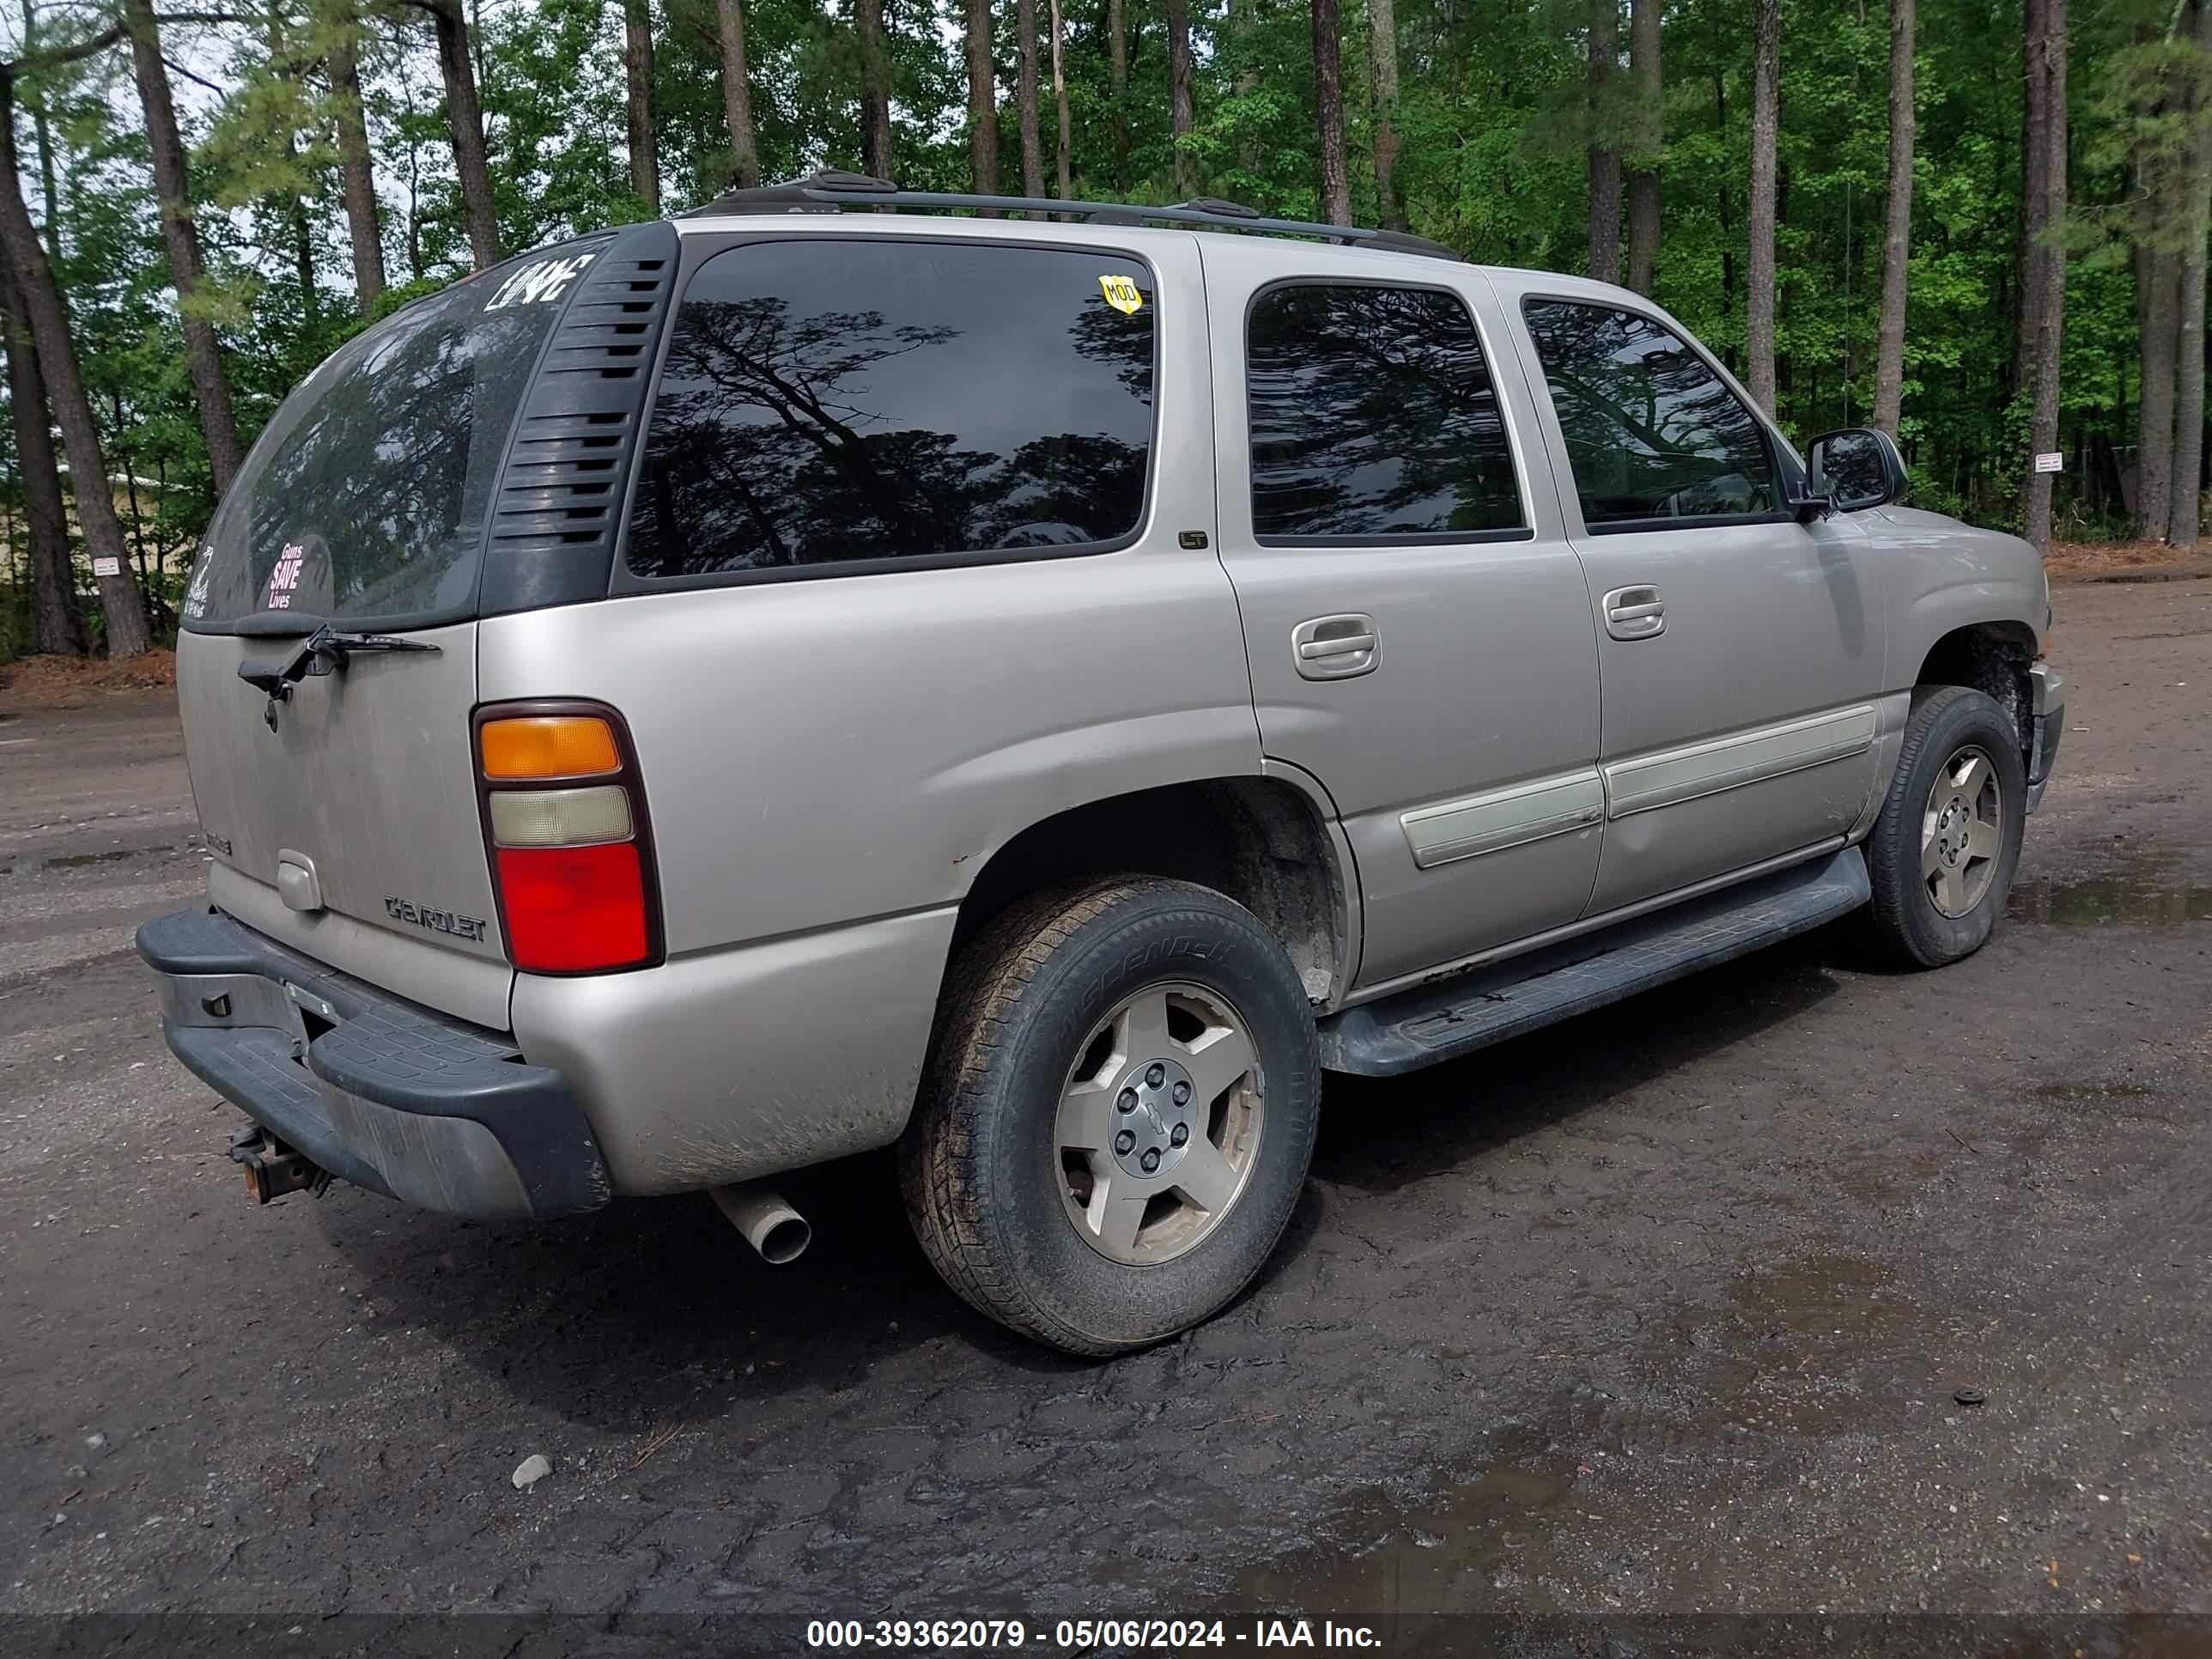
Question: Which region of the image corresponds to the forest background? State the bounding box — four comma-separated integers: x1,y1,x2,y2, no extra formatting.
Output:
0,0,2191,657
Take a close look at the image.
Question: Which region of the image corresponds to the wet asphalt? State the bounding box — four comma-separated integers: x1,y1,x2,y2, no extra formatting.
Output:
0,578,2208,1656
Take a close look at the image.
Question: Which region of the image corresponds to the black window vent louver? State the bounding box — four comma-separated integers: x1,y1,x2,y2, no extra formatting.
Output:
477,220,681,617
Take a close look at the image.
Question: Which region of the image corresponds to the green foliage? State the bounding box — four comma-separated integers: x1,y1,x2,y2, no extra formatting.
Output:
0,0,2203,658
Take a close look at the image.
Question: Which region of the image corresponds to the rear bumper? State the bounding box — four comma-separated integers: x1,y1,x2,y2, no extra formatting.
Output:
2027,664,2065,814
138,907,611,1218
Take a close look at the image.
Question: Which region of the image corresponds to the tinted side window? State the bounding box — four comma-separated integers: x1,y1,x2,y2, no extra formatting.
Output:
1521,299,1778,528
624,240,1156,577
1247,283,1523,541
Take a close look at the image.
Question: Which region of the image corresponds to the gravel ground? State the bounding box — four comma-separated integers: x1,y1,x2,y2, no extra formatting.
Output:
1,579,2208,1656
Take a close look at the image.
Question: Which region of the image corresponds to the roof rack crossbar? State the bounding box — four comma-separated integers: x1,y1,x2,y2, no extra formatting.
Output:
683,177,1462,262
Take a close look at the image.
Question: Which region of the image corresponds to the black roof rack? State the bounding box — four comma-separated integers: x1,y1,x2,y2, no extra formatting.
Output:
680,170,1462,262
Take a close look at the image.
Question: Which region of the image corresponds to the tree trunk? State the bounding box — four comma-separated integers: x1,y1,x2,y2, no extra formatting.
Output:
715,0,759,189
1015,0,1044,197
1587,0,1621,284
1050,0,1071,198
0,71,152,657
1370,0,1402,229
1714,70,1735,366
20,0,58,268
1871,0,1915,434
2018,0,2068,553
2138,243,2180,542
1625,0,1660,293
1166,0,1195,198
855,0,894,182
286,132,316,310
2166,0,2212,547
419,0,501,268
622,0,658,210
0,260,80,654
327,12,385,313
123,0,244,497
2011,1,2045,398
1232,0,1261,178
965,0,998,195
264,4,317,319
1745,0,1780,414
1313,0,1352,225
1108,0,1127,188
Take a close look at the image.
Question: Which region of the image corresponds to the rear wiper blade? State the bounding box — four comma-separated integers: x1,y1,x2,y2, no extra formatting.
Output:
237,624,441,731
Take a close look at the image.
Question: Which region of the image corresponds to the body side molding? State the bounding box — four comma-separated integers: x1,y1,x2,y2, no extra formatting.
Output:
1604,703,1879,820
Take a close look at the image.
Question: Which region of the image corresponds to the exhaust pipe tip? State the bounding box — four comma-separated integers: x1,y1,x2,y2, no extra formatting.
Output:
754,1213,811,1265
709,1182,811,1265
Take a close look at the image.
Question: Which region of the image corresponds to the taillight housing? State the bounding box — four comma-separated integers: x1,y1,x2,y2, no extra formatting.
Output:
473,701,663,974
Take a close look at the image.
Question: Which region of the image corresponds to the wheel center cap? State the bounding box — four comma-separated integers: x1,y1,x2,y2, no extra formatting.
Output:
1112,1057,1196,1179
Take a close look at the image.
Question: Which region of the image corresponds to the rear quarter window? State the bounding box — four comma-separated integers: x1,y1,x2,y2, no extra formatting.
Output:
623,239,1158,579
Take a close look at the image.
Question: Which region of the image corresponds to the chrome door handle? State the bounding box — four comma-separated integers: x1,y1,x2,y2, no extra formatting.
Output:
1603,586,1666,641
1291,613,1380,680
1296,632,1377,659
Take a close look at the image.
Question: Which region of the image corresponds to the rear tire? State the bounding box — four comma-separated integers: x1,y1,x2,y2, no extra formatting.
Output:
1863,685,2027,968
900,876,1321,1356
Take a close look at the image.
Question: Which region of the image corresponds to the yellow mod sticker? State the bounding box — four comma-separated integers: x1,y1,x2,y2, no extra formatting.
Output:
1098,274,1144,315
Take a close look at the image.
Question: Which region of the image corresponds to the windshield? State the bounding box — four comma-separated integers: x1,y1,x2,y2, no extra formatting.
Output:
181,246,597,633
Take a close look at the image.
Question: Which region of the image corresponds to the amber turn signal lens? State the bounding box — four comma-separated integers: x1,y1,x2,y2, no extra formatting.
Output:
479,716,621,780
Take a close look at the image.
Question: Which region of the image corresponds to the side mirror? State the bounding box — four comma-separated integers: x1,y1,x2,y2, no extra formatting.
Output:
1807,426,1910,514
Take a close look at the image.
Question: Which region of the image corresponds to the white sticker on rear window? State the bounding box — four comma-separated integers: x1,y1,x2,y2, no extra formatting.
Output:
485,252,595,312
183,550,212,619
263,541,307,610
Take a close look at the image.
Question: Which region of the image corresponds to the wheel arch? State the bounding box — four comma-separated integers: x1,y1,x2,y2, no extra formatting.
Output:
944,776,1353,1009
1913,621,2038,758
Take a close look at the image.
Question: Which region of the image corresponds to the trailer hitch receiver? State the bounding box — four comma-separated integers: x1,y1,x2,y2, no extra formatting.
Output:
228,1124,330,1204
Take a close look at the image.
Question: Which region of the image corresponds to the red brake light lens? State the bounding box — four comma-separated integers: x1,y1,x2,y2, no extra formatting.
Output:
473,700,661,975
495,843,651,972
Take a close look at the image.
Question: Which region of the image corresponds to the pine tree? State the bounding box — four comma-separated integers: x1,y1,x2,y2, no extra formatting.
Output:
1746,0,1782,415
1873,0,1917,434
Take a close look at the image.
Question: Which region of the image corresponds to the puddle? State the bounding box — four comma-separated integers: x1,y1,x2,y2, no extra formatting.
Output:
2008,868,2212,927
1728,1250,1895,1338
2028,1078,2159,1101
1231,1463,1576,1614
43,848,137,869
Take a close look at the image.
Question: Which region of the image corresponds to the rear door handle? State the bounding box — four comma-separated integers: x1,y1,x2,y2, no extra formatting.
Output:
1291,614,1380,680
1603,586,1666,641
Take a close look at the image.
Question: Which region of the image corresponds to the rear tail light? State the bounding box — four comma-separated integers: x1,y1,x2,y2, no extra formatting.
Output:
479,714,622,780
474,704,662,974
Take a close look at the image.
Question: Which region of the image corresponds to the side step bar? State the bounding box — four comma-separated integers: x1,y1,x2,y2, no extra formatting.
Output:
1317,847,1871,1077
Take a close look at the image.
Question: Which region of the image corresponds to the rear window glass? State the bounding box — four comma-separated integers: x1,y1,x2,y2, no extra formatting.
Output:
623,239,1157,578
181,247,595,631
1247,283,1523,542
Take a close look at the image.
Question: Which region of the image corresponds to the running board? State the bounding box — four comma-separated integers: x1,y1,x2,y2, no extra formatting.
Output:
1317,847,1870,1077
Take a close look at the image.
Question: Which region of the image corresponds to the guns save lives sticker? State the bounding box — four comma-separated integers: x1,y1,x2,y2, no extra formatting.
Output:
260,534,331,616
263,541,308,611
1097,273,1144,316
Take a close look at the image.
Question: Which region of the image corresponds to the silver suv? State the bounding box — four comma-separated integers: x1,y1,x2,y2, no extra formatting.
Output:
141,175,2065,1355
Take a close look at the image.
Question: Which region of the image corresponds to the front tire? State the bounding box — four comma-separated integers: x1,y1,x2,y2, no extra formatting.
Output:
900,877,1321,1356
1863,685,2027,968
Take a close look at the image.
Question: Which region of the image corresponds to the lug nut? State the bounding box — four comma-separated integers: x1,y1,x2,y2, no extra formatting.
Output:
1171,1080,1191,1105
1118,1089,1138,1113
1140,1148,1161,1173
1115,1130,1136,1155
1146,1063,1165,1087
1170,1123,1189,1146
